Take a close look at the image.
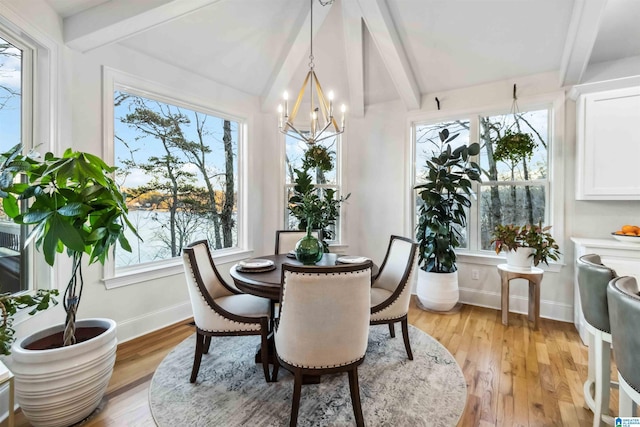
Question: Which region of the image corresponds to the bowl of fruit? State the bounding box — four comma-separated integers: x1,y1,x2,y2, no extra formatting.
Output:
612,225,640,243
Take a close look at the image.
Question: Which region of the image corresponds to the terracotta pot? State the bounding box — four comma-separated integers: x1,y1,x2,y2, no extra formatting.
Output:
9,318,117,427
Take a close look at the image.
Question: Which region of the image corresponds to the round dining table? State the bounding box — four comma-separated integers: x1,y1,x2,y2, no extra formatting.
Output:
230,253,379,301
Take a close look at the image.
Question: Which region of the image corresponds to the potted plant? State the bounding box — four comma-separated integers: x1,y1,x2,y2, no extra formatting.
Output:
490,222,561,269
0,143,137,426
288,144,349,256
414,129,481,311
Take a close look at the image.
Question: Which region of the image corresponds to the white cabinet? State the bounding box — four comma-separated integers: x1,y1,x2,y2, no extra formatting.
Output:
576,86,640,200
571,237,640,344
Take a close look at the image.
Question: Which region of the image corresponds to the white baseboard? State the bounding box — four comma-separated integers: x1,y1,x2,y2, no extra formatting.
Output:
116,302,193,344
456,287,573,323
410,288,573,323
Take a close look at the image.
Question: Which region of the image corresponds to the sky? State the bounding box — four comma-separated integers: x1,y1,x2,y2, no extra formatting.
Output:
0,37,22,152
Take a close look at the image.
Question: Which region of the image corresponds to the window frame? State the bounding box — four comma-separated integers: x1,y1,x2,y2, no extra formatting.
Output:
407,91,565,271
102,67,252,289
280,132,348,249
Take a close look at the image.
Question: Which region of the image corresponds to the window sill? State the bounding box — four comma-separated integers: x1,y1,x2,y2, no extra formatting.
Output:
102,248,255,290
457,251,565,273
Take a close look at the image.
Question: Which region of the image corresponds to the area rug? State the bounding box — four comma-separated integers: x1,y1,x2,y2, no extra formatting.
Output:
149,325,467,426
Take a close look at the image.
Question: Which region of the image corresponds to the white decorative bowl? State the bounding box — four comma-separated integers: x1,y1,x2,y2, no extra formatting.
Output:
611,233,640,243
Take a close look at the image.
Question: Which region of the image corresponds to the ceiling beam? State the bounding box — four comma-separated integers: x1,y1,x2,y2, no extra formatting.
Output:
64,0,221,53
357,0,420,111
559,0,608,86
341,0,364,117
261,2,333,112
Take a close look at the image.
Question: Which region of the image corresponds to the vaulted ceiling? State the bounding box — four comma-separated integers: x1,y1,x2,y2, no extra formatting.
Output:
46,0,640,115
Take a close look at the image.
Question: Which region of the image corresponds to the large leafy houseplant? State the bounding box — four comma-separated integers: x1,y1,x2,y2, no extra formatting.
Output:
414,129,481,273
0,143,137,347
490,222,561,266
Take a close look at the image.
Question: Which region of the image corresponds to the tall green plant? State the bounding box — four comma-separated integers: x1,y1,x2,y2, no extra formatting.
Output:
414,129,481,273
1,144,138,347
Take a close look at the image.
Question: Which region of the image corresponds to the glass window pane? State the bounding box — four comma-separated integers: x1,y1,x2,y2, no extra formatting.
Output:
479,184,547,250
0,36,27,294
479,109,548,182
415,120,470,183
114,91,239,268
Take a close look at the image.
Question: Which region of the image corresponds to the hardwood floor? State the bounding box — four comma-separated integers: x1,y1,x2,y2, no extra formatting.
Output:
12,300,627,426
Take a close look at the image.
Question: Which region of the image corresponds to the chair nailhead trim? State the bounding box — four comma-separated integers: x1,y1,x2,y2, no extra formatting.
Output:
279,354,365,369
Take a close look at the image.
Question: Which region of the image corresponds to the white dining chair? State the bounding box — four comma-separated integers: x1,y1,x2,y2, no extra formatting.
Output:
182,240,272,383
274,229,322,254
272,261,372,427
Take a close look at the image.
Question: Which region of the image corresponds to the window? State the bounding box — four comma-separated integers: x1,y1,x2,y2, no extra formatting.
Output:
113,90,240,269
0,30,33,294
478,109,549,250
284,133,344,243
412,104,555,257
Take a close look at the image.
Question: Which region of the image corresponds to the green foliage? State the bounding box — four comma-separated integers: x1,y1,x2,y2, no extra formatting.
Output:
0,290,59,355
493,130,537,165
414,129,482,273
302,145,334,171
490,222,561,266
288,146,348,251
0,144,138,347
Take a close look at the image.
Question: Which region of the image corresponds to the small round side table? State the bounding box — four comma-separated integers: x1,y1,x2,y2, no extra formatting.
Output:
497,263,544,329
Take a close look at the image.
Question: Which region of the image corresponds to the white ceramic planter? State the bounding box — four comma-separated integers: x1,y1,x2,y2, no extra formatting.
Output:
505,248,535,270
416,269,459,311
9,318,117,427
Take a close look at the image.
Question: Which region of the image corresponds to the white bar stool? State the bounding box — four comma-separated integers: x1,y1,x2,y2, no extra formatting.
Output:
577,254,618,426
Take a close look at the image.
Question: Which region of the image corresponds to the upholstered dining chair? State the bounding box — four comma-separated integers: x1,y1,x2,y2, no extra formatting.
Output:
577,254,617,426
272,262,372,427
370,235,418,360
274,229,322,254
607,276,640,417
182,240,272,383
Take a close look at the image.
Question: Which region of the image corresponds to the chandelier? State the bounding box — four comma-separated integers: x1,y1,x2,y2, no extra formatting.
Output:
278,0,345,145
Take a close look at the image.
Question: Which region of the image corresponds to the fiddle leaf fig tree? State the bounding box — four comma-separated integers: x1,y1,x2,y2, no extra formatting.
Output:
414,129,482,273
1,145,138,347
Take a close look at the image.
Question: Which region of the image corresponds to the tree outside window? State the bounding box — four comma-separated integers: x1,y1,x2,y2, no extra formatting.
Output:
478,109,549,250
113,91,239,268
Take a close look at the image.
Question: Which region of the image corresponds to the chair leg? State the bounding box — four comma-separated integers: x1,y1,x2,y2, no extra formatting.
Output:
190,332,205,383
289,371,303,427
260,329,271,383
592,331,611,427
619,375,634,417
203,336,211,354
348,367,365,427
388,323,396,338
272,353,280,382
401,316,413,360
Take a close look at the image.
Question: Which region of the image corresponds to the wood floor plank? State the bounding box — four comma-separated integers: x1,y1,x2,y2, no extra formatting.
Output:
11,302,612,426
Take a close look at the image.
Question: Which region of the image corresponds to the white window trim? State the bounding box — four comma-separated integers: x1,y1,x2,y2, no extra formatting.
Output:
101,66,250,288
406,91,566,270
0,7,60,291
279,132,349,248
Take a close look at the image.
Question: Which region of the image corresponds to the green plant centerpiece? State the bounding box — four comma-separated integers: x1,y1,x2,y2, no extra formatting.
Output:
490,222,561,267
0,144,137,347
288,144,349,258
413,129,481,311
